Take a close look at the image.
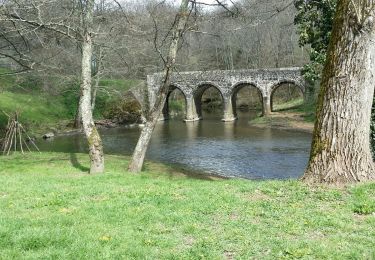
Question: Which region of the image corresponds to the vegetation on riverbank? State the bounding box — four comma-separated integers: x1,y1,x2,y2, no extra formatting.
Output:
249,99,315,133
0,71,141,135
0,153,374,259
249,112,314,133
1,67,314,136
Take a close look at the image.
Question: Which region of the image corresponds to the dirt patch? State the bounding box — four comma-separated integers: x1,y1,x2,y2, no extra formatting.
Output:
250,112,314,133
243,189,272,202
183,236,195,247
224,250,236,260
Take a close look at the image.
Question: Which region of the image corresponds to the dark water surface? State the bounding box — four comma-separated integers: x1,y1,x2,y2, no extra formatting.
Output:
37,112,312,179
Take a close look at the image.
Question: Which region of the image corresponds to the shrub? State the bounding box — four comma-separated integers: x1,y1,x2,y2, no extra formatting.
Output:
103,99,142,124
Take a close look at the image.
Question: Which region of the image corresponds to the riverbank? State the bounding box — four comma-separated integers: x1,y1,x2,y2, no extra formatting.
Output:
0,71,141,137
1,152,374,259
249,111,314,133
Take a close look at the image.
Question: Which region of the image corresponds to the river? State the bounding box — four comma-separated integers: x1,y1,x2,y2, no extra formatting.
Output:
37,111,312,179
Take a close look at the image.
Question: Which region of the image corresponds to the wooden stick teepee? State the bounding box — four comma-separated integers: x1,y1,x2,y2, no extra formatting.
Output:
1,111,40,155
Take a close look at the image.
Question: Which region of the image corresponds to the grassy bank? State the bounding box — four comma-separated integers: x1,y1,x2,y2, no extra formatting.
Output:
0,153,374,259
249,98,316,133
0,71,141,134
272,98,304,112
249,112,314,133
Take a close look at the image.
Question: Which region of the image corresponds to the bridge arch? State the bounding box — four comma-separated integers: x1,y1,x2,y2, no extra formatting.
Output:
231,81,265,96
231,82,263,118
270,80,305,112
147,67,306,120
193,82,224,119
270,80,305,95
161,84,188,120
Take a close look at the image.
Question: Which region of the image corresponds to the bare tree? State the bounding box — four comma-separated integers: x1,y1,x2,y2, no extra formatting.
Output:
0,0,105,173
79,0,104,173
128,0,191,172
127,0,246,172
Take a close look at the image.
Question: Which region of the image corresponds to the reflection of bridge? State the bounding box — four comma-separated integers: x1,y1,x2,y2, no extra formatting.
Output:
147,67,306,122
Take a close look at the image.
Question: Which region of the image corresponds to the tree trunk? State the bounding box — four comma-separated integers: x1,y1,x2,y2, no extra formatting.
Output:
79,0,104,174
303,0,375,184
73,104,82,129
91,47,103,111
128,0,190,173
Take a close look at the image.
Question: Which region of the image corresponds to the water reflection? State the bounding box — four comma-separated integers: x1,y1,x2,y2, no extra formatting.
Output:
186,121,199,140
223,122,235,140
36,111,312,179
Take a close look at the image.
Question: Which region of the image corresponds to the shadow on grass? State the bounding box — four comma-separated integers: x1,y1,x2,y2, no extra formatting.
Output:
70,153,89,172
143,161,227,181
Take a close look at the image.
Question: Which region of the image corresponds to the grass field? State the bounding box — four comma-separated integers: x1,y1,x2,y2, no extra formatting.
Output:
0,153,374,259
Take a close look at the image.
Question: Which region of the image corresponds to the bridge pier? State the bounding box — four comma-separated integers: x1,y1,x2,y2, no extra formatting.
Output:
159,100,170,121
262,95,271,116
184,95,200,122
222,96,237,122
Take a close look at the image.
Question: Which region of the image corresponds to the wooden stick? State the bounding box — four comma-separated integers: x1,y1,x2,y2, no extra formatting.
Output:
18,124,24,154
23,140,31,152
3,120,15,155
7,124,16,155
1,110,10,118
7,126,15,155
14,120,17,152
20,125,40,153
2,119,13,154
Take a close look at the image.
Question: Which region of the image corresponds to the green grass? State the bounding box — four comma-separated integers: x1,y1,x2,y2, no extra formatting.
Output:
0,72,73,133
0,153,374,259
272,98,316,123
169,99,185,112
249,115,270,124
0,91,71,131
289,100,317,123
0,72,143,133
0,68,17,89
273,98,304,111
99,79,141,92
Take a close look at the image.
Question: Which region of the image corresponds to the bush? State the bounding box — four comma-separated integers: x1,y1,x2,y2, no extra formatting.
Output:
103,99,142,124
169,100,184,112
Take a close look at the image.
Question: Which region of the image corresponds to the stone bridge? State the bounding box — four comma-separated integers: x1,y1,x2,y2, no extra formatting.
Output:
147,67,306,122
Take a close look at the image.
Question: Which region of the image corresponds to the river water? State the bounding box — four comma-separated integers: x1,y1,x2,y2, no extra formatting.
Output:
37,111,312,179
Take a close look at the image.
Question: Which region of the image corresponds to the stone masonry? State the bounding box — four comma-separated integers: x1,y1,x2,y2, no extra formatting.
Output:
147,67,306,122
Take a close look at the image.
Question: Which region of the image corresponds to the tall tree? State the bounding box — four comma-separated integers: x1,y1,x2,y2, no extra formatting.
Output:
0,0,105,173
79,0,104,173
128,0,190,172
303,0,375,183
295,0,375,154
